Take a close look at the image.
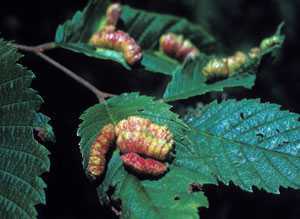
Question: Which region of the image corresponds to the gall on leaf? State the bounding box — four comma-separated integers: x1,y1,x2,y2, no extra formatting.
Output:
117,130,173,160
160,33,200,63
260,35,281,51
115,116,152,136
121,153,167,176
115,116,174,175
90,3,142,65
203,51,247,79
91,29,142,65
106,3,121,27
88,123,116,179
115,116,174,145
248,47,261,59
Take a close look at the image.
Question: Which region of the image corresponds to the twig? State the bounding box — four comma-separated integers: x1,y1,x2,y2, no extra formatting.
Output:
14,43,116,102
15,42,56,53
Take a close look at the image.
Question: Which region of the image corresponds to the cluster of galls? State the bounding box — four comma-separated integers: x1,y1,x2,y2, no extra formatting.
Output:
90,3,142,65
203,34,281,79
90,4,281,80
248,35,281,59
88,116,174,179
203,51,247,79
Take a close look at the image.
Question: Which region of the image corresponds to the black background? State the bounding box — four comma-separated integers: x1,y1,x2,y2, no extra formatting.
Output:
1,0,300,218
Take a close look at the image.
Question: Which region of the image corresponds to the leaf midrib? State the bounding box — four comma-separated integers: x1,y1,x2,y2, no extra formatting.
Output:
190,126,300,159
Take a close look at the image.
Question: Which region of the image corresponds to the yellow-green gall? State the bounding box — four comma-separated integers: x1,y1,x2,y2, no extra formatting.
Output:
227,52,247,76
260,35,281,51
248,47,261,59
115,116,173,144
203,58,228,79
88,123,116,179
203,52,247,79
117,130,173,160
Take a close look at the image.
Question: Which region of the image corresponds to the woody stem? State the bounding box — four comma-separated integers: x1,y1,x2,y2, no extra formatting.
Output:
13,42,117,102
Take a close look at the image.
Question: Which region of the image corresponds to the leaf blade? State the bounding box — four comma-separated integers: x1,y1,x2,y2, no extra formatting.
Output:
179,99,300,193
121,5,219,52
0,39,54,218
119,167,209,219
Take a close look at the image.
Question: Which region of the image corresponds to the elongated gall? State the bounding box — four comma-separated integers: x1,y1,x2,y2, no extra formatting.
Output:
121,152,167,175
88,123,116,179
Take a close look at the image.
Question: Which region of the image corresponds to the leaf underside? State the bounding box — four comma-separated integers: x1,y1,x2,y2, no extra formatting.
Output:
78,93,215,218
180,99,300,194
0,39,54,218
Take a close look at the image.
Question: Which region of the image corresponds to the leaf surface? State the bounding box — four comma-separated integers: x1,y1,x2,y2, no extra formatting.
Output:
179,99,300,194
121,5,218,52
141,51,178,76
0,39,54,218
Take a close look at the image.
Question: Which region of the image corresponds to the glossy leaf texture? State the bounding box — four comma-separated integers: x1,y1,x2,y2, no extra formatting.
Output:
78,93,215,218
55,0,131,69
0,39,54,218
178,99,300,194
162,23,285,102
120,5,220,75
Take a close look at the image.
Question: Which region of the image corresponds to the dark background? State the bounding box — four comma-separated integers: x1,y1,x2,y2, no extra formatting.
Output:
1,0,300,218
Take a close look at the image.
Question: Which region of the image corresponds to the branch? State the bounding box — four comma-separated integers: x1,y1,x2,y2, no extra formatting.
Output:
15,42,56,53
14,42,117,102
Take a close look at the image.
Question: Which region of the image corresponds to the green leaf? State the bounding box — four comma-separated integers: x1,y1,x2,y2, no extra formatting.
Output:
141,51,178,76
119,166,209,219
55,0,131,69
96,153,213,218
55,0,219,74
162,23,285,102
162,55,256,102
179,99,300,194
0,39,54,218
34,113,56,142
121,5,220,75
78,93,215,218
96,151,127,206
121,5,219,52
